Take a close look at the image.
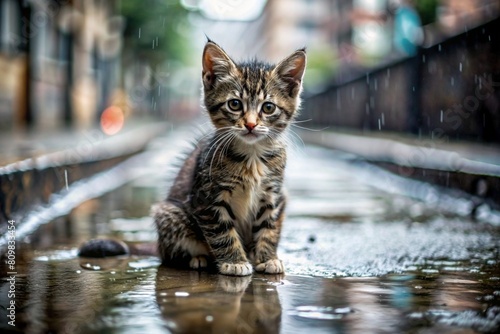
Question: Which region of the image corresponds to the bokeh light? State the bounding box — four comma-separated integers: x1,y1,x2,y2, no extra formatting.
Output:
100,105,125,135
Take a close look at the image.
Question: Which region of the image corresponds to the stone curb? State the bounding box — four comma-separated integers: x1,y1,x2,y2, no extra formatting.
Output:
300,130,500,210
0,123,169,230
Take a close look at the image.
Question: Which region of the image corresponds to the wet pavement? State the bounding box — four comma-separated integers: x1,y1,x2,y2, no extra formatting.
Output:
1,126,499,333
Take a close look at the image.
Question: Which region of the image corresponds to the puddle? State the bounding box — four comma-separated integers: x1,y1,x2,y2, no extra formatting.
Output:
1,145,499,333
288,306,354,320
2,253,498,333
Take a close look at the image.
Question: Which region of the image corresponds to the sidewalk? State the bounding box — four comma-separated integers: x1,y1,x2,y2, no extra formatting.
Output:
299,129,500,210
0,121,169,227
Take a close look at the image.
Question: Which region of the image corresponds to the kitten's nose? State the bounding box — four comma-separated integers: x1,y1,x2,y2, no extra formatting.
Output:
245,123,256,132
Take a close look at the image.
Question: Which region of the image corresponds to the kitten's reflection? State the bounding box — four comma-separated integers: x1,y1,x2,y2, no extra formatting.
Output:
155,267,282,333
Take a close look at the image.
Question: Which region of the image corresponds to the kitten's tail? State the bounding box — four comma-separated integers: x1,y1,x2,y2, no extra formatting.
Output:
78,239,158,258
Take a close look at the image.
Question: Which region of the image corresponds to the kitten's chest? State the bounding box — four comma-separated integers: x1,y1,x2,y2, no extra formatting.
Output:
230,155,267,223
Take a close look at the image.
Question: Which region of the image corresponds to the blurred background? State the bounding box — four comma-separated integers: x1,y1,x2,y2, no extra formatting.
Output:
1,4,500,332
0,0,498,135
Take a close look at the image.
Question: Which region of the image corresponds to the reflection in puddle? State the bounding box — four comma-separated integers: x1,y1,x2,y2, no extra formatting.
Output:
33,249,78,262
155,268,282,333
1,251,499,333
288,306,354,320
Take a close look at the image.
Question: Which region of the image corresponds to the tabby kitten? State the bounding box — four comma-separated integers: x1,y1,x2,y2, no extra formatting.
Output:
153,41,306,276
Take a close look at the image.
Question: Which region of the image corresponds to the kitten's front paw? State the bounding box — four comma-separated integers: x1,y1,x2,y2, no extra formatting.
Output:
255,259,285,274
189,256,208,269
219,262,253,276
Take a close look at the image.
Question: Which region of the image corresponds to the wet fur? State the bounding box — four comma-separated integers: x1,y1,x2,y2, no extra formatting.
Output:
152,41,306,276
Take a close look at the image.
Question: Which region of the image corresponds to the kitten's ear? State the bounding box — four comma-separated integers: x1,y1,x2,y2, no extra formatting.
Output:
202,41,236,88
273,49,306,98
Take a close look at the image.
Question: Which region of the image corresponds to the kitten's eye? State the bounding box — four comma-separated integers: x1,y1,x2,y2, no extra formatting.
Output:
227,99,243,111
261,102,276,114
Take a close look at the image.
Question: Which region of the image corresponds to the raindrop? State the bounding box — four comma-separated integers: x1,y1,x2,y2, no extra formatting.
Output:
158,85,161,97
381,113,385,125
440,110,443,123
138,28,141,39
422,55,426,63
374,79,378,91
459,62,462,72
64,169,69,190
378,119,381,130
488,35,491,41
162,17,166,28
451,77,454,86
152,40,155,49
438,44,441,52
156,37,159,47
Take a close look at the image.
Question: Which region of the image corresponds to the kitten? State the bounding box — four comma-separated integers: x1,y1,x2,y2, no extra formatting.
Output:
152,41,306,276
78,41,306,277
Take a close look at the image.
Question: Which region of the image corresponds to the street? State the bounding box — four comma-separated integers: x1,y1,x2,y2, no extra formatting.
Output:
0,126,498,333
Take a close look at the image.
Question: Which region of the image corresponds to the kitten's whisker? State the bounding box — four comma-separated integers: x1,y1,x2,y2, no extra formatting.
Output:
213,132,236,174
290,124,329,132
286,129,306,153
291,118,313,124
219,133,236,166
208,131,234,178
204,130,232,166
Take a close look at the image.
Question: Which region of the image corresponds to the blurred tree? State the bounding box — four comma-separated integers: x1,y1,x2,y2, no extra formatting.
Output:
415,0,438,25
304,46,339,92
120,0,191,66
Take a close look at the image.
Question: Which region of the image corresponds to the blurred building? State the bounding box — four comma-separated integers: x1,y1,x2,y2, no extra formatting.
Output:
437,0,499,33
0,0,123,132
196,0,497,81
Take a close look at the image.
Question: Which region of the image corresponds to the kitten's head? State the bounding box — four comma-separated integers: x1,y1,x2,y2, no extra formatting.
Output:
201,41,306,145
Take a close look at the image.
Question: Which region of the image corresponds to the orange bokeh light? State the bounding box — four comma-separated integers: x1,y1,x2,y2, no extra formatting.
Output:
100,105,124,135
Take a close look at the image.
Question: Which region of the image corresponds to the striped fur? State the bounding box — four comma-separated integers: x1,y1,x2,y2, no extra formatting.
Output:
153,41,306,276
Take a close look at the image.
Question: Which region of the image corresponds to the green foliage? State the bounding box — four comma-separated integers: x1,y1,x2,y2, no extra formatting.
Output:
415,0,438,25
303,46,338,90
120,0,191,66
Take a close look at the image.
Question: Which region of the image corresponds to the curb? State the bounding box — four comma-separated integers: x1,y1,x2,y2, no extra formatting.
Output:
300,130,500,210
0,122,169,230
